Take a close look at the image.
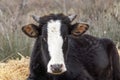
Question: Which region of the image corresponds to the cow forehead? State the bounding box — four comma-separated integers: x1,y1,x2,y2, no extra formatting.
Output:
47,20,62,34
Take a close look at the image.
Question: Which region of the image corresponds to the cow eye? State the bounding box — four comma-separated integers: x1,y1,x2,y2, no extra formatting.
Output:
64,37,67,41
43,37,47,42
64,37,67,40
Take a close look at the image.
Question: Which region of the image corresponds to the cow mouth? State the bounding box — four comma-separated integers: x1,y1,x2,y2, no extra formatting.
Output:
48,70,66,75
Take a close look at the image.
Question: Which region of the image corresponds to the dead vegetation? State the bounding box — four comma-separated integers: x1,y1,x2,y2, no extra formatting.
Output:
0,56,29,80
118,49,120,56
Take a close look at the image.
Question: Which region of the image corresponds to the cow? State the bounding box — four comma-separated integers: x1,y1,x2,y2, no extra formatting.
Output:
22,13,120,80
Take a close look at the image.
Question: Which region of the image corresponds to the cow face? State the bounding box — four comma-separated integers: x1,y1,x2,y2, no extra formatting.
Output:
22,13,89,75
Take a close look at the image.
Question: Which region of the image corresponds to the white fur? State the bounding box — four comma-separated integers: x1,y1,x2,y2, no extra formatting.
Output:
47,20,67,74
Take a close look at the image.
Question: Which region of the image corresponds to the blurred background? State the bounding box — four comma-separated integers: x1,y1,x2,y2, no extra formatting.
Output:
0,0,120,61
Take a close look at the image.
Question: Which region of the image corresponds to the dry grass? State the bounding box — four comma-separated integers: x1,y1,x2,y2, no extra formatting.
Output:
0,55,29,80
118,49,120,56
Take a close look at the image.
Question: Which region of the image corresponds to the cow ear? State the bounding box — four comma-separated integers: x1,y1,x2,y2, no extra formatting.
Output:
22,24,40,38
71,23,89,36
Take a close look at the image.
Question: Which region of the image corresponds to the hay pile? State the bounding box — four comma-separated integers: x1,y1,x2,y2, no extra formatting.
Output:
0,56,29,80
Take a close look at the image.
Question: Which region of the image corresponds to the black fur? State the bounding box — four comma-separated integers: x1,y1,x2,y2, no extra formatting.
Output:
25,13,120,80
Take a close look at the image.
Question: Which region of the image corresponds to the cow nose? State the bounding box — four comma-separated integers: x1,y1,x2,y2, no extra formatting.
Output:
50,64,63,73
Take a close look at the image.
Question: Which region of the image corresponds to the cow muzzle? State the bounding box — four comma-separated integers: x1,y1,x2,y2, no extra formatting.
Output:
47,61,67,75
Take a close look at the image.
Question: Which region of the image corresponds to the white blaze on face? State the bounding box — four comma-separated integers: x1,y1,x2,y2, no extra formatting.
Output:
47,20,67,74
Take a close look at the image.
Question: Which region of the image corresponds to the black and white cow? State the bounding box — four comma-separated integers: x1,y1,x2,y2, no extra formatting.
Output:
22,13,120,80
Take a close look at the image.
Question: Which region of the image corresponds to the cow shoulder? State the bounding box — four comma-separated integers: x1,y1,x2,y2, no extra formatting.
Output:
69,34,99,48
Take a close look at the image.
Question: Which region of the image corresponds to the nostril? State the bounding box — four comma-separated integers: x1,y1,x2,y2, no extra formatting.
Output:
50,65,53,68
58,64,63,68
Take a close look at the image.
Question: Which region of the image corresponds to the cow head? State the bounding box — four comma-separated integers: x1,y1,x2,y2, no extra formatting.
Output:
22,13,89,75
